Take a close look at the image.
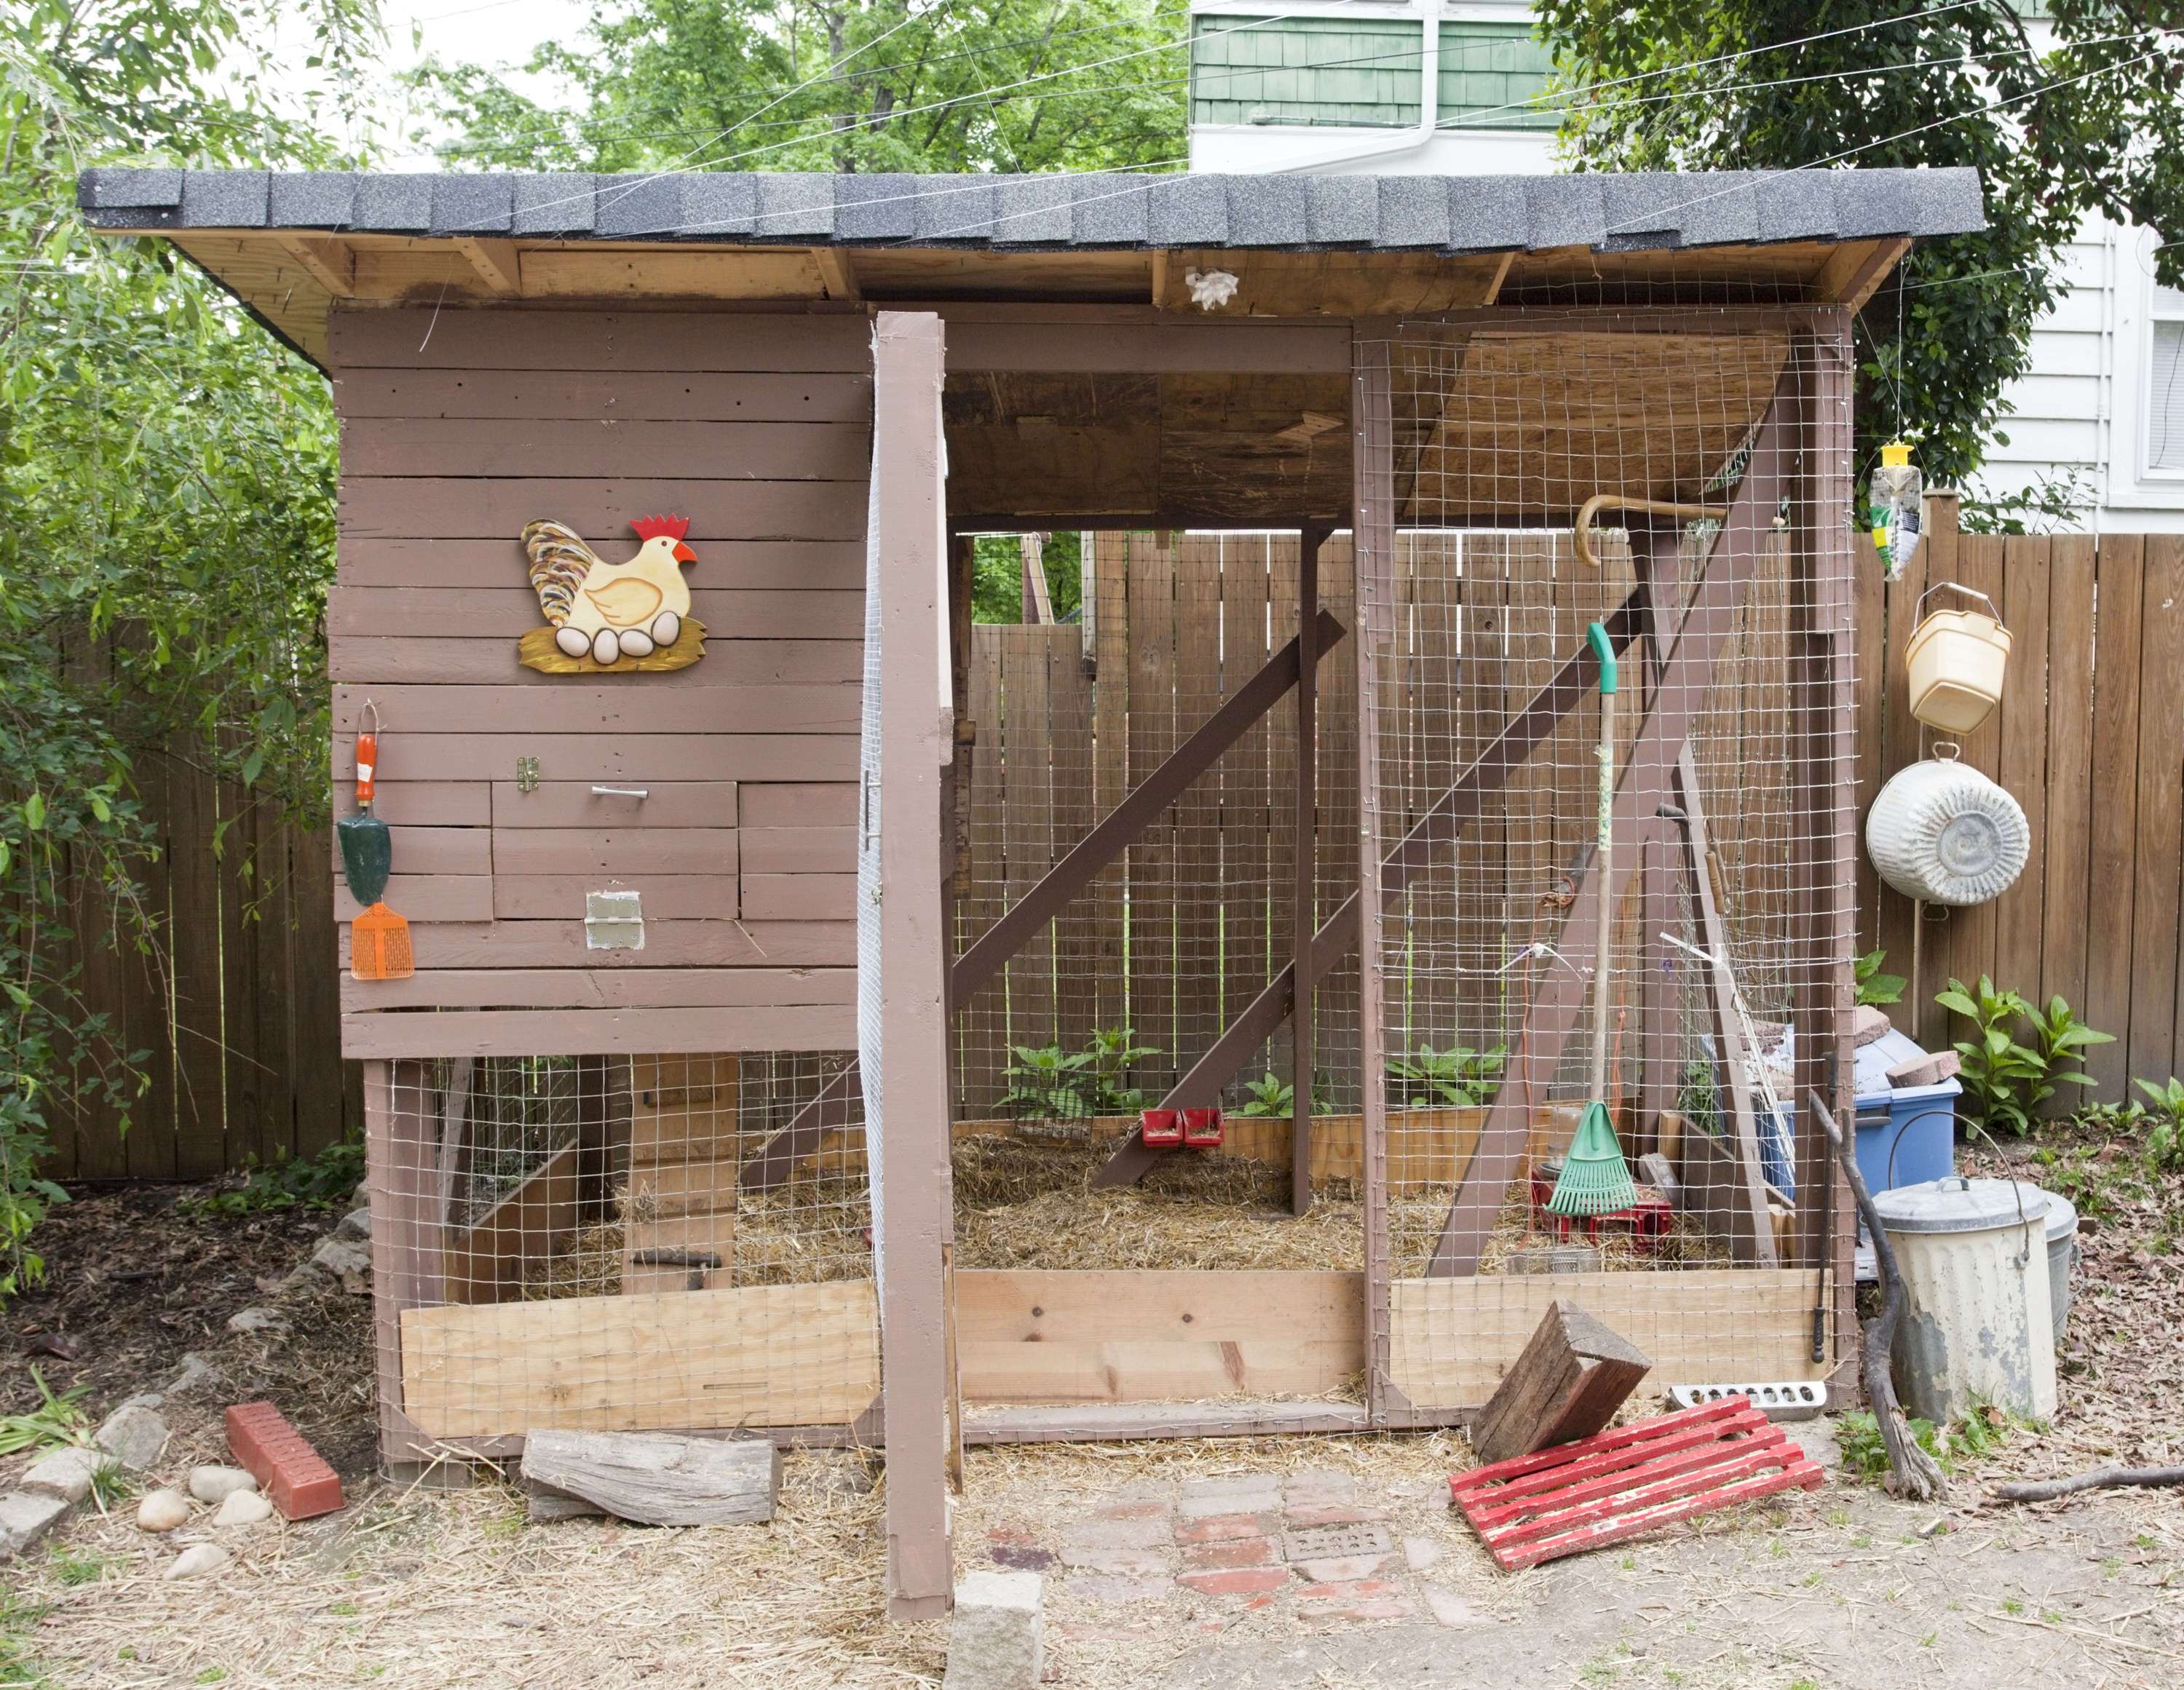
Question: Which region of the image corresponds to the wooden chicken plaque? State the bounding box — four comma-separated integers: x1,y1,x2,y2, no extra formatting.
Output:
518,514,707,674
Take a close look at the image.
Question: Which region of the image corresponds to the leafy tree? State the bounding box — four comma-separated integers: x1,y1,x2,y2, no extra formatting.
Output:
406,0,1188,176
0,1,375,1296
1537,1,2184,495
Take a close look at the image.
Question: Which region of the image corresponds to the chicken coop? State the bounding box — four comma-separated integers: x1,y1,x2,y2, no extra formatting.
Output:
82,162,1982,1615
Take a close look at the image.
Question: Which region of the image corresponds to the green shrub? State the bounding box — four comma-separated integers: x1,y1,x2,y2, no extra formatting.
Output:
1935,977,2113,1136
1854,948,1906,1007
182,1137,364,1217
1388,1042,1506,1108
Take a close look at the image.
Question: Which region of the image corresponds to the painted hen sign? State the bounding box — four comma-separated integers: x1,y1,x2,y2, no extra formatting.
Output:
517,515,707,673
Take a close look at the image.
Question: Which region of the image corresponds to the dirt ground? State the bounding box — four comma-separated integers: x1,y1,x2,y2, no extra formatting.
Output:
3,1127,2180,1689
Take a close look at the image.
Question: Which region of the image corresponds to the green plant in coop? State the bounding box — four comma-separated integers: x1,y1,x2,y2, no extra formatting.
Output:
1234,1073,1337,1118
1000,1028,1160,1120
1388,1042,1507,1108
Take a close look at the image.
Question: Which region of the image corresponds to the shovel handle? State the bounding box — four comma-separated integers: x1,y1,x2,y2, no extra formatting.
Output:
356,734,377,806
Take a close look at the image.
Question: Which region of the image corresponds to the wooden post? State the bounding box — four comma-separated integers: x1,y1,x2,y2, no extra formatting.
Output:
1352,332,1398,1416
1468,1300,1653,1467
1294,522,1332,1216
1634,528,1681,1153
365,1058,438,1467
869,312,955,1621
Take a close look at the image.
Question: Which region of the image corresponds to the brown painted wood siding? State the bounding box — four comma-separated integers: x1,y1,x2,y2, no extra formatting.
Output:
328,307,868,1058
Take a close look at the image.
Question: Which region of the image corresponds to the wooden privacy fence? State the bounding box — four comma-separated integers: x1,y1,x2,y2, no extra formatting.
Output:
48,748,359,1182
1861,497,2184,1099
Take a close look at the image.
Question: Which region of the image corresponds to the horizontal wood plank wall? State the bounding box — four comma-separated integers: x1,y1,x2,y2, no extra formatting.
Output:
1858,507,2184,1103
326,307,867,1058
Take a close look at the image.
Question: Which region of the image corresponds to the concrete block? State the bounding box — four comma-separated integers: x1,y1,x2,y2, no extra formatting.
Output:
95,1402,170,1470
1853,1004,1893,1047
0,1491,71,1560
944,1568,1042,1690
1886,1049,1961,1089
20,1445,111,1504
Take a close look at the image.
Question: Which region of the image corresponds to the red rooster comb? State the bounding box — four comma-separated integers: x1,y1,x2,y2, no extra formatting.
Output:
630,514,691,542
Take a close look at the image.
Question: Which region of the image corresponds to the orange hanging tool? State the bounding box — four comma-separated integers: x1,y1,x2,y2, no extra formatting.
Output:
337,702,414,980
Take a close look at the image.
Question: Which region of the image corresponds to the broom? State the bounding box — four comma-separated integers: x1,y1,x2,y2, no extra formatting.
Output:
1548,622,1638,1220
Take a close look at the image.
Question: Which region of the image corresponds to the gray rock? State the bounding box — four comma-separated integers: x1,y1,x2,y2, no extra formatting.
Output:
138,1489,191,1532
311,1237,371,1293
944,1569,1042,1690
20,1445,112,1504
213,1489,274,1526
163,1352,218,1397
525,1481,606,1523
164,1542,230,1580
0,1491,71,1560
189,1467,260,1505
95,1402,170,1470
336,1206,371,1242
226,1307,288,1335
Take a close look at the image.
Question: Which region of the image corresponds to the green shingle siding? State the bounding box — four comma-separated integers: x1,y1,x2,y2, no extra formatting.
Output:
1190,17,1559,131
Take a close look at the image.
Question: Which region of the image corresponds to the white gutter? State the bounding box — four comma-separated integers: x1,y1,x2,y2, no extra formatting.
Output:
1269,0,1439,173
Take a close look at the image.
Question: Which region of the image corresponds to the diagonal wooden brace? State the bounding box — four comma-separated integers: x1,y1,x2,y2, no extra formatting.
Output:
737,1060,861,1194
1423,376,1801,1277
1091,592,1648,1189
951,607,1348,1007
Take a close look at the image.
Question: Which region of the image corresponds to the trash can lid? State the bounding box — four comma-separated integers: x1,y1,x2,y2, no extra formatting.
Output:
1870,1175,2049,1234
2011,1181,2076,1243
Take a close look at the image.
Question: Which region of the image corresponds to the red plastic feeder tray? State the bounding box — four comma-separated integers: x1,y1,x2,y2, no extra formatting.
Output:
1529,1165,1674,1251
1449,1398,1825,1570
1140,1108,1182,1147
1180,1106,1224,1149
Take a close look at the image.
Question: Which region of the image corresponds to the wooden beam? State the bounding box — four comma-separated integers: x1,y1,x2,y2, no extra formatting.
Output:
365,1059,439,1465
867,310,954,1622
274,231,355,296
1815,237,1910,311
812,245,860,303
1294,523,1331,1217
1422,371,1802,1277
963,1402,1370,1444
454,236,521,295
737,1059,860,1193
1091,595,1646,1189
948,609,1348,1006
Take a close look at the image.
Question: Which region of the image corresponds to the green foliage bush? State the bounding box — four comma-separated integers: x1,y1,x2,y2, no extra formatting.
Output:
181,1135,365,1216
1935,977,2111,1138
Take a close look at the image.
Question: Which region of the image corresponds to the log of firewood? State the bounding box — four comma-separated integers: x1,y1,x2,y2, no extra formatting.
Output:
1469,1299,1653,1468
520,1430,783,1527
1995,1465,2184,1503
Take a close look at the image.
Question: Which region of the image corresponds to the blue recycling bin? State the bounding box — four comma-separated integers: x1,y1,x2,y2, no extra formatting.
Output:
1852,1028,1961,1192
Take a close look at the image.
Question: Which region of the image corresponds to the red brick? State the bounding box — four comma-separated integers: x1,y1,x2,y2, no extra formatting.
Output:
1182,1539,1275,1572
226,1401,343,1520
1306,1598,1417,1624
1179,1567,1289,1597
1093,1500,1171,1522
1283,1505,1389,1528
1294,1579,1406,1606
1174,1512,1266,1544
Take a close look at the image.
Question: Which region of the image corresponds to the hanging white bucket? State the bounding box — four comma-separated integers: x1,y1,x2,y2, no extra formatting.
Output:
1864,749,2029,906
1907,582,2011,733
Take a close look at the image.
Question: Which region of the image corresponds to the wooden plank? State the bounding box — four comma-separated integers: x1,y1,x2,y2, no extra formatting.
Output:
488,873,740,921
331,635,864,689
490,830,739,876
327,307,874,373
336,536,868,593
1468,1301,1653,1467
365,1060,438,1463
2132,533,2184,1088
1850,491,1888,955
331,733,855,784
361,782,493,826
1386,1272,1828,1411
739,783,857,828
954,1269,1364,1403
1002,626,1059,1053
342,1004,855,1059
1221,536,1275,1065
2041,536,2097,1017
739,825,856,875
339,480,866,543
334,683,858,736
1049,624,1099,1054
341,418,869,480
325,825,490,876
962,1403,1370,1444
489,781,737,829
1174,539,1224,1084
343,968,853,1012
328,587,864,643
1875,502,1935,1032
333,874,493,924
1992,536,2052,1016
1314,533,1362,1132
740,873,855,921
1128,535,1179,1088
942,317,1353,375
1944,531,2007,1005
400,1280,882,1436
334,368,872,423
2084,534,2144,1098
347,917,849,971
441,1143,582,1305
518,247,829,301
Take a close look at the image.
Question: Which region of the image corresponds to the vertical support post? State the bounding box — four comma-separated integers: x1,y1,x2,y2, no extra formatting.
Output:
1791,314,1859,1322
365,1058,437,1467
868,312,955,1620
1292,522,1331,1215
1633,528,1680,1151
1353,333,1398,1415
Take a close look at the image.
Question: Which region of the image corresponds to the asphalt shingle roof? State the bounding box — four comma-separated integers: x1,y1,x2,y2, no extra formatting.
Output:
78,167,1984,254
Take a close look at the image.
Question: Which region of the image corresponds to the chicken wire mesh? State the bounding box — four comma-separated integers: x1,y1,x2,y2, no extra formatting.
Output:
949,531,1366,1276
1360,307,1853,1409
374,1052,878,1445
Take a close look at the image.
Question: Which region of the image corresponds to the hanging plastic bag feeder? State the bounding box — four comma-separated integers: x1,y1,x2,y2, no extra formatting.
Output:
1869,440,1923,582
1907,582,2012,734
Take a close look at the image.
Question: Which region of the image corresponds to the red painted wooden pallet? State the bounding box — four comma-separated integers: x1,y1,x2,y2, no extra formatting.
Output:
1449,1397,1825,1570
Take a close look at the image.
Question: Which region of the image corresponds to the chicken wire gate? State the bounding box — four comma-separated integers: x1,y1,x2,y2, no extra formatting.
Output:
937,307,1856,1433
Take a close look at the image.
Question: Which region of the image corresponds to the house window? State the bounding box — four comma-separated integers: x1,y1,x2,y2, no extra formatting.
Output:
2149,285,2184,472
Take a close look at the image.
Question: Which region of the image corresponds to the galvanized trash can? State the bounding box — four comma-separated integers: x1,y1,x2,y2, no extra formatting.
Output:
2011,1183,2080,1346
1870,1176,2056,1424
